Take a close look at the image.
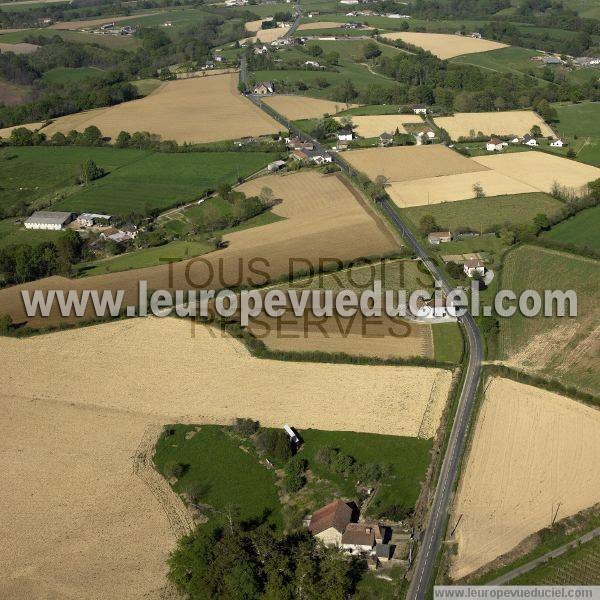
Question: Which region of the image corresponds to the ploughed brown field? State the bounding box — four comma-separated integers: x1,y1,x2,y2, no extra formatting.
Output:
451,378,600,580
0,317,452,598
0,171,398,328
0,73,282,144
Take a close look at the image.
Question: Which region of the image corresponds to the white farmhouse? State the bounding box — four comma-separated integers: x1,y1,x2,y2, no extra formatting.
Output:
522,133,538,146
415,297,458,319
77,213,112,227
464,258,486,277
337,129,354,141
486,137,505,152
412,104,427,114
550,138,565,147
24,211,76,231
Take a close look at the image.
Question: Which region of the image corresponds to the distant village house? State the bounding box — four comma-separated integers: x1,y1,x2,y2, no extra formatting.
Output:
428,231,452,245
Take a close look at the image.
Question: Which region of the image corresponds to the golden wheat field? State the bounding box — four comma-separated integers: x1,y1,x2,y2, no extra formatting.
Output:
0,74,281,143
0,172,397,327
451,377,600,580
339,114,424,137
245,18,265,33
381,32,508,59
263,95,355,120
434,111,554,139
241,26,289,44
0,316,450,597
387,170,537,208
473,152,600,193
248,312,434,359
344,144,487,182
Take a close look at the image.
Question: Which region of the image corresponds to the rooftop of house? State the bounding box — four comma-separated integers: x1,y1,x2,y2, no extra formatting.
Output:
488,137,503,145
341,522,383,547
464,258,484,268
25,211,75,225
428,231,451,239
308,499,353,535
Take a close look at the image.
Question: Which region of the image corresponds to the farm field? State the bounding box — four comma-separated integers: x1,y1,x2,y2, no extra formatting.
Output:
552,101,600,166
450,46,546,80
0,79,30,105
472,152,600,194
543,205,600,251
0,74,282,144
0,41,38,54
387,171,537,208
511,536,600,584
297,21,354,30
241,25,289,44
0,146,276,216
342,114,424,137
343,145,487,182
434,111,553,140
77,240,214,277
41,66,105,84
380,32,507,59
402,193,563,233
498,245,599,395
48,12,159,30
0,170,397,327
0,27,141,49
0,317,453,437
451,377,600,580
0,394,176,599
262,94,355,120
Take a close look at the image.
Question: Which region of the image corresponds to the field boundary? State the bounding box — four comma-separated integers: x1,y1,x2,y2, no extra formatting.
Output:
132,423,195,539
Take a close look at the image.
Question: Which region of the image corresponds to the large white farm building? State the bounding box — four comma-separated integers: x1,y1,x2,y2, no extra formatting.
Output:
24,211,76,231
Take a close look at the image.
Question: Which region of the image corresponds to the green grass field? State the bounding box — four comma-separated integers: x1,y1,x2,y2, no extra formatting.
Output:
153,423,432,527
0,0,68,11
0,146,276,216
76,239,214,276
402,193,564,233
299,428,432,518
432,322,464,363
308,38,407,61
552,102,600,166
153,424,284,527
498,245,599,395
41,66,105,84
511,536,600,585
0,216,62,249
543,205,600,251
132,78,162,96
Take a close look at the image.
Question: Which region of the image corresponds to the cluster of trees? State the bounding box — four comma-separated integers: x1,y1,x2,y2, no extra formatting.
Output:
314,445,391,487
168,519,363,600
194,186,277,234
0,229,84,285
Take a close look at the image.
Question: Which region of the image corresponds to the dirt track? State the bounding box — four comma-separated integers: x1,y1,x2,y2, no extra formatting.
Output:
451,377,600,580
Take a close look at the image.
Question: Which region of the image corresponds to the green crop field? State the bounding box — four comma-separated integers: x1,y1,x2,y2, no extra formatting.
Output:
552,102,600,166
0,0,67,11
41,66,105,84
511,536,600,585
451,46,546,79
498,245,599,395
0,147,276,216
313,38,410,60
153,424,284,527
543,205,600,251
132,78,162,96
402,193,563,233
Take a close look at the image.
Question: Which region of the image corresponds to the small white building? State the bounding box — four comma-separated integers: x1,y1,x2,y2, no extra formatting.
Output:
415,297,458,319
428,231,452,245
464,258,485,277
253,81,274,95
254,45,269,55
550,138,565,147
522,134,538,146
417,126,436,140
412,104,427,115
268,159,286,172
77,213,112,227
24,211,75,231
337,129,354,141
304,60,322,68
486,137,505,152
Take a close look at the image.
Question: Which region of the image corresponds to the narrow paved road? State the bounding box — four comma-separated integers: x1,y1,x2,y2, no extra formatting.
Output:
240,79,484,598
486,526,600,585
